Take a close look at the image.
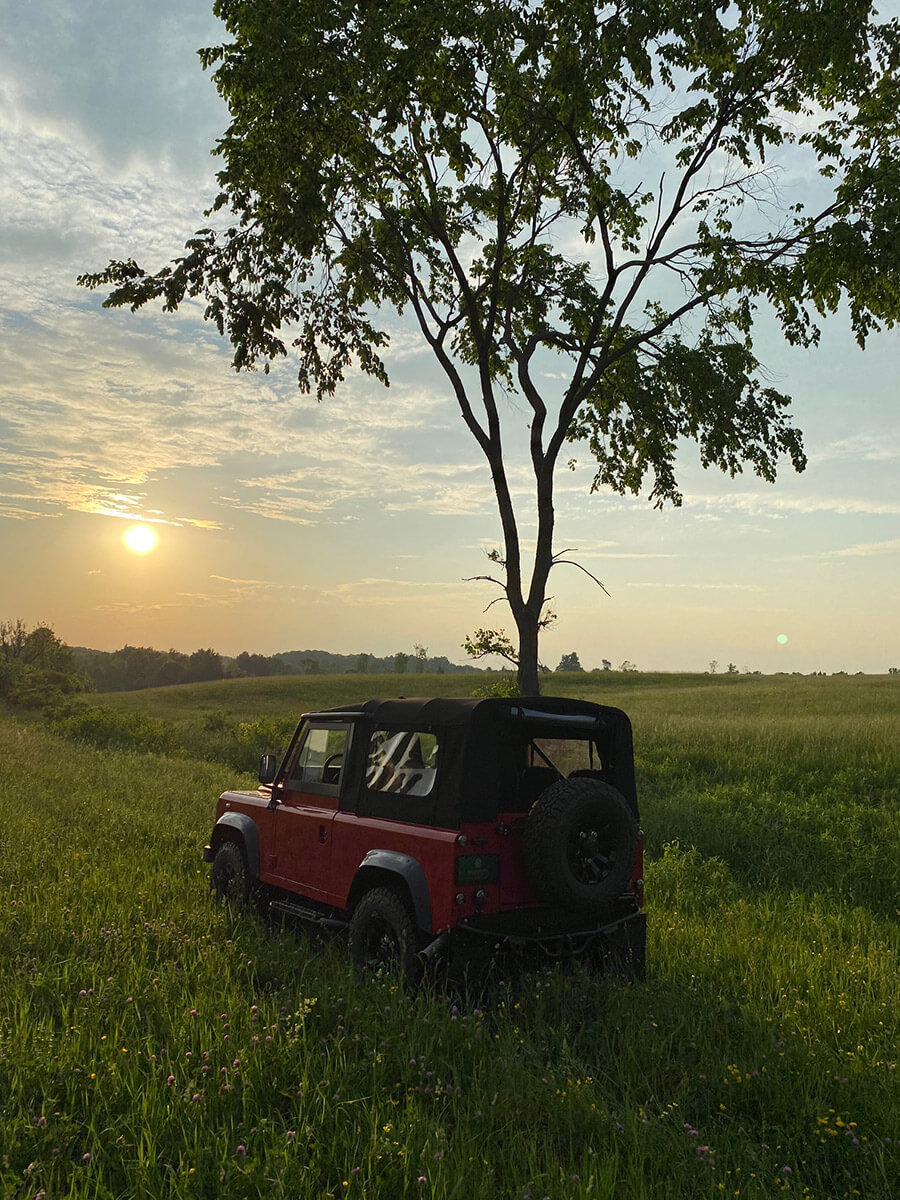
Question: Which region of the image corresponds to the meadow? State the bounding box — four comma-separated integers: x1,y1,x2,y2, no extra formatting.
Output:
1,672,898,1198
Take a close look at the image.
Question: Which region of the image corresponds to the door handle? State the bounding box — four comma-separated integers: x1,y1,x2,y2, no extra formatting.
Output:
318,825,327,844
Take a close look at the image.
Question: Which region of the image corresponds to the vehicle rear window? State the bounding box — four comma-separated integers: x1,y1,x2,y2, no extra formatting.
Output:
530,737,601,776
366,730,438,796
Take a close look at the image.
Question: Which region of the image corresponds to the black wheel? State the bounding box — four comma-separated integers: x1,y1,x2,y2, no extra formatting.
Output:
349,888,422,985
523,778,639,914
210,841,252,912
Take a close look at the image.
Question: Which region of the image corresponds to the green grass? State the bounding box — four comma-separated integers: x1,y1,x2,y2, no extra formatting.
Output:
2,674,898,1198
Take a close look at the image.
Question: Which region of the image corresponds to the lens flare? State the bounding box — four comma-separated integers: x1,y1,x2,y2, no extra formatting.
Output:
776,633,789,645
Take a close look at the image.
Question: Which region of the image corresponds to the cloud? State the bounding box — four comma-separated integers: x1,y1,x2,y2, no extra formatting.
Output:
321,577,474,608
0,1,227,178
626,581,764,591
808,432,900,466
682,491,900,519
822,539,900,559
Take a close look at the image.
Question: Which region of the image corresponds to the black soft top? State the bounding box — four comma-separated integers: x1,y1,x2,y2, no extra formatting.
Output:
316,696,635,827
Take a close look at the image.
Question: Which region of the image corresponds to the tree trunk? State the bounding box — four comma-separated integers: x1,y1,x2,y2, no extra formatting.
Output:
515,608,541,696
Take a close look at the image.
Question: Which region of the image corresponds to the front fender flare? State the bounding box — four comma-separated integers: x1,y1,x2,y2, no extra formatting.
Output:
211,812,260,878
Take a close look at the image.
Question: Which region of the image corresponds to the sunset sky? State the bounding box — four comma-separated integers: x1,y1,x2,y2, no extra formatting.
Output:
1,1,897,675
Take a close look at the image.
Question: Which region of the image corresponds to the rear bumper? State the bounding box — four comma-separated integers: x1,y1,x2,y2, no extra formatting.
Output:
452,906,646,975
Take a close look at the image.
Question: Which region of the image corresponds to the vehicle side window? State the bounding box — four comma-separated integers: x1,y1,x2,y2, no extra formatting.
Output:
366,730,437,796
287,725,350,794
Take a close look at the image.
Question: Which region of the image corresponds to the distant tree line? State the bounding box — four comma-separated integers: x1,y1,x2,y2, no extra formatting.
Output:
74,645,225,692
71,643,478,692
278,647,475,677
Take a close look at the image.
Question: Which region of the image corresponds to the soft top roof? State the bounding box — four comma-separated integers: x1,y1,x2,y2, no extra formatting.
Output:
320,695,614,731
305,696,634,827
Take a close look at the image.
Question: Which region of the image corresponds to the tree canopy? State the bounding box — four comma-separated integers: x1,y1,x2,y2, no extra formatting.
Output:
80,0,900,693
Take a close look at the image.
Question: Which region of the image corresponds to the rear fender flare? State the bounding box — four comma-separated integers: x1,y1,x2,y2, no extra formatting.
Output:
352,850,432,933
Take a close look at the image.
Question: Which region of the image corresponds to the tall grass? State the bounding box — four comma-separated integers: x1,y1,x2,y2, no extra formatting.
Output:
2,674,898,1198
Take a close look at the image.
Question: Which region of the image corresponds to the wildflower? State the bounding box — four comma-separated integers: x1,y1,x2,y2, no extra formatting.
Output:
782,1166,793,1175
167,1075,175,1085
81,1152,91,1163
417,1177,427,1184
192,1094,201,1103
35,1116,47,1127
286,1131,296,1140
235,1144,246,1156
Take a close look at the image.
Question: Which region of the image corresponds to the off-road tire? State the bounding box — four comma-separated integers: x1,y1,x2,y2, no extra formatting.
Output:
523,778,638,915
211,841,252,912
349,887,423,986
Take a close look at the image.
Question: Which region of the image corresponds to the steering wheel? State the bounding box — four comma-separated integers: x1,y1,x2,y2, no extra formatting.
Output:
323,752,344,773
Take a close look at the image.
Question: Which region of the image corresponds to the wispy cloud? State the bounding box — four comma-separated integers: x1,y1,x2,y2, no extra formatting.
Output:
683,491,900,518
821,538,900,558
626,581,765,592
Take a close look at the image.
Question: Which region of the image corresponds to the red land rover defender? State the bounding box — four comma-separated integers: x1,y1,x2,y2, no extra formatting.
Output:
203,696,645,982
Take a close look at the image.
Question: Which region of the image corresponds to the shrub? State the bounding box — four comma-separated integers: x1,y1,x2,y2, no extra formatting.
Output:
51,706,174,754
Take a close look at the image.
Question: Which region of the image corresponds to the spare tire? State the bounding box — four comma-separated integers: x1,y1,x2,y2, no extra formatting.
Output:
523,777,639,914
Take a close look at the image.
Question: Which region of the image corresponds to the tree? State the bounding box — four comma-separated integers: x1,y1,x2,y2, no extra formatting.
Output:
0,619,88,708
413,644,428,673
393,651,410,674
462,617,555,680
185,647,224,683
708,660,719,674
80,0,900,695
556,651,584,672
601,659,612,672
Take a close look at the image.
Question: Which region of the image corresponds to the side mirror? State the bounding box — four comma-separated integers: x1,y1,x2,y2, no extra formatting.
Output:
258,753,277,785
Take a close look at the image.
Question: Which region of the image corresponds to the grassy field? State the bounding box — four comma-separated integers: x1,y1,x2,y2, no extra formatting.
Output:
1,673,898,1198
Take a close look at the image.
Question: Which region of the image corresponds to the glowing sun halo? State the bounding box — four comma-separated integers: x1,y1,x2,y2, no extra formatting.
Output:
123,524,159,554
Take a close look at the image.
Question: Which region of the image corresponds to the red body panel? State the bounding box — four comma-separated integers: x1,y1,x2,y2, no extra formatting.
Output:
216,790,643,931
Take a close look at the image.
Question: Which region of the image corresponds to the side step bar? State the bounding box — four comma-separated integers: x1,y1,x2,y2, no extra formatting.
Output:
269,898,348,932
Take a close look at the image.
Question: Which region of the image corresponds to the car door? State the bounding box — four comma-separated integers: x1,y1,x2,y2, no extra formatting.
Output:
270,721,351,904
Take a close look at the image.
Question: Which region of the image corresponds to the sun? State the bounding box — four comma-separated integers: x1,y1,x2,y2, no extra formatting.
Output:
123,524,159,554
